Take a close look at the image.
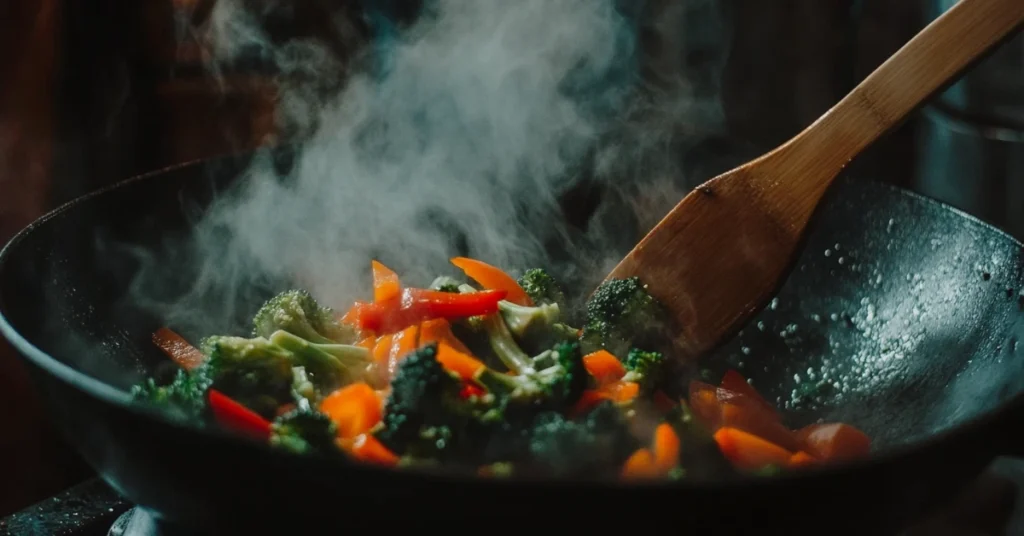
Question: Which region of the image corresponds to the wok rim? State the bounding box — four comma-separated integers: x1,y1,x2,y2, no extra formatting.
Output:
1,153,1022,494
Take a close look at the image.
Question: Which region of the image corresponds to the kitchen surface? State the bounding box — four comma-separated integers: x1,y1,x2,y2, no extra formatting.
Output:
0,0,1022,534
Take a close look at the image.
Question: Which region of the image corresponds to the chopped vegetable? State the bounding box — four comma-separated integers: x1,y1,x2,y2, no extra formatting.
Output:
451,256,532,306
152,327,206,370
133,257,872,479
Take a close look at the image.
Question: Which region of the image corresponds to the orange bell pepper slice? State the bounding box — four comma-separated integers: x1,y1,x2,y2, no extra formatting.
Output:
319,382,383,439
418,318,472,355
342,434,399,467
450,257,532,306
583,350,626,385
371,260,401,303
653,423,681,472
152,327,206,371
621,448,660,479
435,341,486,380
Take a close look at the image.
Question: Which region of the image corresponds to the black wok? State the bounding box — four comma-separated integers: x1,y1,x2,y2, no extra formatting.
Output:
3,151,1024,534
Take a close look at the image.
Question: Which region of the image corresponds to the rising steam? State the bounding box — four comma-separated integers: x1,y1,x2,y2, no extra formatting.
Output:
127,0,729,339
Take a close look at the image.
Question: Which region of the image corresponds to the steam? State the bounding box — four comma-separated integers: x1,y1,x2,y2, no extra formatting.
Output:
127,0,729,338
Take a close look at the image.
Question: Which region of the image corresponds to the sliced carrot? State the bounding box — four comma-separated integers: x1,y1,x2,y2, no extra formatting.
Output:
621,448,659,479
152,327,206,370
371,260,401,303
720,401,800,452
583,350,626,385
343,434,399,466
418,318,472,355
789,451,817,467
570,381,640,416
713,427,794,471
355,336,376,350
795,423,871,461
688,381,723,429
720,369,778,417
385,325,420,380
320,382,383,439
450,257,532,306
653,423,681,471
435,341,486,380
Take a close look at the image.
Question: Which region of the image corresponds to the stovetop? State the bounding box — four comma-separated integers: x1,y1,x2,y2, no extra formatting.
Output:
4,458,1024,535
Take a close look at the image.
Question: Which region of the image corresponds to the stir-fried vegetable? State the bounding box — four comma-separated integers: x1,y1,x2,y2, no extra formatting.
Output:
132,257,872,479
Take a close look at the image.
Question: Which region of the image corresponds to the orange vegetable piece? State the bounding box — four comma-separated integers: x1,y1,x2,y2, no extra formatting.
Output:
343,434,399,466
621,448,660,479
720,369,778,417
789,451,817,467
720,401,800,452
688,381,723,429
570,381,640,416
418,318,472,355
371,260,401,303
653,423,681,471
714,427,794,471
435,341,486,380
583,350,626,385
355,336,376,350
385,325,420,378
450,257,532,306
320,382,383,439
796,423,871,461
152,327,206,370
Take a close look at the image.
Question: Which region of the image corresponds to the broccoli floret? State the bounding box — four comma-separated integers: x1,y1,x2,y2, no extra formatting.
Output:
526,401,637,477
429,276,463,293
498,300,561,340
622,348,668,394
198,335,296,417
252,289,355,344
517,268,566,305
268,330,370,391
475,341,587,409
376,343,498,462
270,407,340,455
581,277,667,357
131,368,212,421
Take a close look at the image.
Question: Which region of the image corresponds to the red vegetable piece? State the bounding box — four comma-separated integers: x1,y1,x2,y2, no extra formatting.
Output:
208,389,272,441
796,423,871,461
720,369,778,417
343,288,507,334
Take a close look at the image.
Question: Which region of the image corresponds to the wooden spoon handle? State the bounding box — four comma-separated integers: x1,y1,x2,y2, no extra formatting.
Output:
780,0,1023,195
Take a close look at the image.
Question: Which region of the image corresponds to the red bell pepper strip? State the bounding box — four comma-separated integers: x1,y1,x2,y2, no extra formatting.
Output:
152,327,206,371
344,288,507,334
208,389,272,441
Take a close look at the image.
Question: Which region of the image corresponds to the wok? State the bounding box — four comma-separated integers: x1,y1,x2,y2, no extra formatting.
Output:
3,150,1024,534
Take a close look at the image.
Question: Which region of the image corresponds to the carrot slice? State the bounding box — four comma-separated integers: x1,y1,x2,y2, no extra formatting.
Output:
720,369,778,417
343,434,399,466
789,451,817,467
152,327,206,370
320,382,383,439
435,341,486,380
714,427,794,471
418,318,472,355
720,401,800,452
371,260,401,303
383,325,419,380
688,381,723,429
583,350,626,385
795,423,871,461
450,257,532,306
570,381,640,416
653,423,681,471
621,448,659,479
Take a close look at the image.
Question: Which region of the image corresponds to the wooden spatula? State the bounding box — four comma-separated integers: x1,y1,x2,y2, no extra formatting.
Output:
606,0,1023,359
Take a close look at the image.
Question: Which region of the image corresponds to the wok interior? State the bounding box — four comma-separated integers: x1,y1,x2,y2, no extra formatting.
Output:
3,154,1024,457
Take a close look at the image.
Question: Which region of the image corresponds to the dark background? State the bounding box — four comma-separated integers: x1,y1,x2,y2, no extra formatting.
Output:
0,0,966,516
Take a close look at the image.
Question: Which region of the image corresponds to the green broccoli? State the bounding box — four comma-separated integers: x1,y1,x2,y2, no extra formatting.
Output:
376,343,499,462
526,401,637,477
429,276,463,293
474,341,587,410
267,330,370,391
498,300,561,340
270,407,340,455
517,268,567,305
131,368,211,421
581,277,667,357
621,348,668,394
197,335,296,417
252,289,355,344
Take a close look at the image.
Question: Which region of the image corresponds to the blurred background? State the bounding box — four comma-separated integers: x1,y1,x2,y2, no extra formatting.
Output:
0,0,1020,518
